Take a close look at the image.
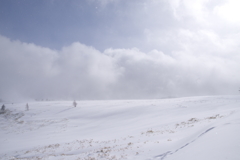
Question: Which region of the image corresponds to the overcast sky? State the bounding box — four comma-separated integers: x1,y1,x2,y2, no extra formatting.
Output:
0,0,240,101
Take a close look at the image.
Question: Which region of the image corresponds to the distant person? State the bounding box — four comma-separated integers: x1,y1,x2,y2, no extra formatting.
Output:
26,103,29,111
73,100,77,107
1,104,5,111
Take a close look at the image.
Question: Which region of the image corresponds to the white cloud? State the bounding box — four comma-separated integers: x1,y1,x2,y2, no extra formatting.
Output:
0,34,239,101
0,36,121,100
168,0,210,22
214,0,240,24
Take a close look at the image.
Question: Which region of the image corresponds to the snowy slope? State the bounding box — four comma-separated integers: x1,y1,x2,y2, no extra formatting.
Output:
0,95,240,160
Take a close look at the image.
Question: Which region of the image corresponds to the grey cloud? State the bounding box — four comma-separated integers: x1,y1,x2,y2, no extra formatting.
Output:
1,0,238,53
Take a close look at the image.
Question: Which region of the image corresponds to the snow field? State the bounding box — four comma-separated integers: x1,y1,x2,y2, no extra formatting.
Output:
0,95,240,160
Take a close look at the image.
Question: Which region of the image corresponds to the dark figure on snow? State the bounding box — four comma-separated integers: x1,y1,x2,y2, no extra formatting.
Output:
1,104,5,111
73,101,77,107
26,103,29,111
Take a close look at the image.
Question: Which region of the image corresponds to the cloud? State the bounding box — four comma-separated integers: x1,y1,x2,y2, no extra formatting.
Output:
0,34,239,101
1,0,240,101
1,0,239,53
213,0,240,24
87,0,120,7
0,35,121,100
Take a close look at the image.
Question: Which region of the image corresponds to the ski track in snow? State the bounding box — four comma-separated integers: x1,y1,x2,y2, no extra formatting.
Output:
154,127,215,160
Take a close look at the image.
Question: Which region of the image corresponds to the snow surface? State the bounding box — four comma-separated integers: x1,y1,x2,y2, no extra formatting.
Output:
0,95,240,160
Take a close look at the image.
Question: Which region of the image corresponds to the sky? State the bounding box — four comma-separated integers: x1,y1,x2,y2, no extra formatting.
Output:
0,0,240,101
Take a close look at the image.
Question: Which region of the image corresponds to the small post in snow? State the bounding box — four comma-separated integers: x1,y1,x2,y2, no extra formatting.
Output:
26,103,29,111
73,100,77,107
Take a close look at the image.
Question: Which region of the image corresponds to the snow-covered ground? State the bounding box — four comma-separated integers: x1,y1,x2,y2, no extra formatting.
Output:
0,95,240,160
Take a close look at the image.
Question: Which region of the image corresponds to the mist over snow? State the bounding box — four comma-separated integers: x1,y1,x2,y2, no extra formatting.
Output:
1,1,240,159
0,35,239,101
0,0,240,100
